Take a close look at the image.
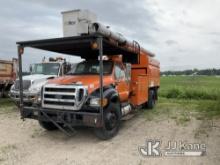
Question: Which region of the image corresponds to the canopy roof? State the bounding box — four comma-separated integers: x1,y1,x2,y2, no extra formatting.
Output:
17,34,139,62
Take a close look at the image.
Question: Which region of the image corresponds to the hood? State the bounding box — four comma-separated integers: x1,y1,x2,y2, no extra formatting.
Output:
22,74,57,83
47,75,114,94
12,74,57,92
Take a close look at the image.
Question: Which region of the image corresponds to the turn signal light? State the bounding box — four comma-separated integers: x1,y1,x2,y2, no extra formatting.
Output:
91,42,98,50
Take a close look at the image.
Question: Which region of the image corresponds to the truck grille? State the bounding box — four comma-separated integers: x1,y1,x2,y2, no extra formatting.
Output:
42,84,87,110
14,80,31,90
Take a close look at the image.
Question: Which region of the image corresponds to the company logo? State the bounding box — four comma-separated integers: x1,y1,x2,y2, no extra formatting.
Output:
139,139,206,157
139,140,161,157
65,21,76,25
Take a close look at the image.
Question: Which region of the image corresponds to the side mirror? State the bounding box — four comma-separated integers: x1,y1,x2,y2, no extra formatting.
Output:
63,64,71,75
29,65,32,73
115,80,120,86
125,63,131,81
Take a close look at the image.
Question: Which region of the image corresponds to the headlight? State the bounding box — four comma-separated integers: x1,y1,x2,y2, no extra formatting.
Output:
90,98,108,107
29,86,41,93
32,89,42,104
35,93,41,104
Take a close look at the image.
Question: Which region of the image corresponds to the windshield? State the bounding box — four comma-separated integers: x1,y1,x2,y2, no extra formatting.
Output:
67,61,113,75
31,63,60,75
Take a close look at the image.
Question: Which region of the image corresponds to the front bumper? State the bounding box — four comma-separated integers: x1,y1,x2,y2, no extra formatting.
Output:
9,90,39,103
21,106,103,128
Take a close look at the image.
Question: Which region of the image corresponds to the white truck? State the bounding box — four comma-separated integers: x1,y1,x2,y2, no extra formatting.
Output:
10,57,73,106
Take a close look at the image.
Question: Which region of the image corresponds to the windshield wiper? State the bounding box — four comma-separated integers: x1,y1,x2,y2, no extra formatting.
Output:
66,72,75,75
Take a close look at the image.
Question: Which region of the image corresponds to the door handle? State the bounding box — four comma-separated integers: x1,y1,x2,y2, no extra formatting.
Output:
115,81,120,86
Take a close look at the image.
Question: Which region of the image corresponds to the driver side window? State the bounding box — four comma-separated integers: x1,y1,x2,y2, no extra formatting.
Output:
115,64,125,80
63,63,72,75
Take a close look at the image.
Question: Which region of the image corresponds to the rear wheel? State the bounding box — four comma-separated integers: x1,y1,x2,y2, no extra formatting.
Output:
147,90,156,109
0,88,4,98
39,121,58,131
94,101,121,140
3,91,8,98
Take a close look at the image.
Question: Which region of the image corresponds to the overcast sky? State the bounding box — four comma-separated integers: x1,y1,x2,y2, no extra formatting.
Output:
0,0,219,71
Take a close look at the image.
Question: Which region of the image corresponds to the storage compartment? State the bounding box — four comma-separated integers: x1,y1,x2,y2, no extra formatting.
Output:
130,74,148,106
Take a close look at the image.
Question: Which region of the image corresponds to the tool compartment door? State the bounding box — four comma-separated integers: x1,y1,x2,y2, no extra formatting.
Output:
131,75,148,106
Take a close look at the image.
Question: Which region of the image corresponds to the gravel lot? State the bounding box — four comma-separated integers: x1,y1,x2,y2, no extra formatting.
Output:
0,106,220,165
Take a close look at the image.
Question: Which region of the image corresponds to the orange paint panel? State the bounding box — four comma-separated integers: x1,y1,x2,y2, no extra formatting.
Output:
130,75,148,105
48,75,114,94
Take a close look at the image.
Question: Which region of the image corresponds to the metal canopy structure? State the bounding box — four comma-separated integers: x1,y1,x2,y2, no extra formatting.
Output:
16,34,140,130
17,34,139,61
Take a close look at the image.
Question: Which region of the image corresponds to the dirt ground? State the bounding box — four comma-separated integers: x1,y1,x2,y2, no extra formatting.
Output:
0,108,220,165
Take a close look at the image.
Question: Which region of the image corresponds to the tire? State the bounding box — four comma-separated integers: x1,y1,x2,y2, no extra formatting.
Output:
39,121,58,131
3,91,8,98
0,88,4,98
147,90,156,109
94,101,121,140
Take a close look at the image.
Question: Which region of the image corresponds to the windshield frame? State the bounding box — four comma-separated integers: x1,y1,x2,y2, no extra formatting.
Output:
30,63,61,75
67,60,113,76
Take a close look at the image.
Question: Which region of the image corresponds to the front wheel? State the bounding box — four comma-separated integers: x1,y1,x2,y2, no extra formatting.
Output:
94,101,121,140
0,88,4,98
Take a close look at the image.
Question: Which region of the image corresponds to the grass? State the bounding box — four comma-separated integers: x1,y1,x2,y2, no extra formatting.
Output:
143,97,195,125
0,98,16,114
0,98,15,107
160,86,219,100
159,76,220,100
196,99,220,119
144,76,220,124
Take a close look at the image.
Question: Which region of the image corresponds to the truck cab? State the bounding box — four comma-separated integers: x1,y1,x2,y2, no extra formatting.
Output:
10,57,73,106
42,57,131,110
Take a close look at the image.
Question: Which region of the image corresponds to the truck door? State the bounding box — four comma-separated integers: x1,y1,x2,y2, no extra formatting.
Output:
114,63,130,102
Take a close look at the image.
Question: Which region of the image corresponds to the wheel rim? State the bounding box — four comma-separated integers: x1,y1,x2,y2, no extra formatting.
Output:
105,111,118,130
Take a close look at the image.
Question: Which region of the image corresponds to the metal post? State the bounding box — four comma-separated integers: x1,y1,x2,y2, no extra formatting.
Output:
98,37,104,125
17,45,24,119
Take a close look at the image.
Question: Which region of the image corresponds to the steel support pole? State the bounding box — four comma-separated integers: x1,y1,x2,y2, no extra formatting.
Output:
98,37,104,125
17,45,24,119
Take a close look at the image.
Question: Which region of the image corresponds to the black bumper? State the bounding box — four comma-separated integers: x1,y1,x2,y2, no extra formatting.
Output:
22,106,103,128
